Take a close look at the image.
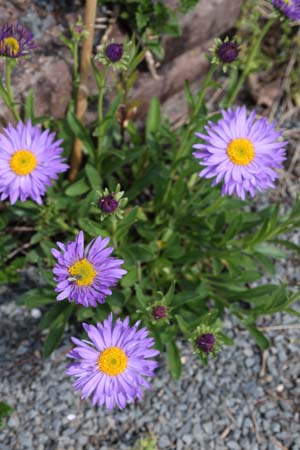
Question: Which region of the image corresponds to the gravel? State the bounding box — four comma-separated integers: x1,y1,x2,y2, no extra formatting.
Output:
1,106,300,449
1,285,300,450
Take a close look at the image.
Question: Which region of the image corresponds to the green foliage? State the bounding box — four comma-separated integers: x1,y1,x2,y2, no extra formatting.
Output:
0,3,299,380
101,0,199,59
133,434,158,450
0,402,13,429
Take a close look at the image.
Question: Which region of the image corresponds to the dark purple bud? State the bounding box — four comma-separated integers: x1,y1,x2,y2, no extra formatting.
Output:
105,43,123,63
74,25,83,34
217,41,239,63
99,193,118,214
152,305,168,320
196,333,215,353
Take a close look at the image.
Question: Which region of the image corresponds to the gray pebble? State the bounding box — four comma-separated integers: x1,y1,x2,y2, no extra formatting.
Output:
158,435,170,448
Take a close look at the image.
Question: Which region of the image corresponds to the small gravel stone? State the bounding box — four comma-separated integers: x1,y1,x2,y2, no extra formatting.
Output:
158,435,170,448
31,308,42,319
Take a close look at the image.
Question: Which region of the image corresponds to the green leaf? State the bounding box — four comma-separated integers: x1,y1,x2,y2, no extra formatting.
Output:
24,88,35,121
78,218,108,237
166,340,182,380
44,319,66,357
65,178,90,196
175,314,190,334
244,324,270,350
184,79,195,109
146,97,161,139
43,303,74,357
254,244,287,259
135,284,148,308
66,109,95,160
17,288,56,308
85,164,101,189
0,402,13,429
40,303,68,329
164,281,176,305
115,207,138,240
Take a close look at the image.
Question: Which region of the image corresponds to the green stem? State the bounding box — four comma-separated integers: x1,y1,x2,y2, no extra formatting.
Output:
192,64,216,120
96,67,107,167
174,64,216,165
224,17,277,107
161,65,216,207
5,59,20,122
72,41,79,84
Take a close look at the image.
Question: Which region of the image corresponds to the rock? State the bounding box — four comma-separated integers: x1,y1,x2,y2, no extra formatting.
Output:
193,423,203,442
158,435,170,448
0,0,242,125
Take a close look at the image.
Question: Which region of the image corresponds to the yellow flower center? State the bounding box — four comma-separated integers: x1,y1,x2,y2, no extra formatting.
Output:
283,0,291,4
1,37,20,55
68,258,97,286
98,347,128,376
226,138,255,166
10,149,37,176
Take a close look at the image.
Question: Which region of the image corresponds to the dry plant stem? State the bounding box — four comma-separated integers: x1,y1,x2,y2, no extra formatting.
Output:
69,0,97,182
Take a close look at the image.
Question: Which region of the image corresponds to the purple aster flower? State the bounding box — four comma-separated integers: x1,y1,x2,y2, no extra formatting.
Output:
105,43,123,62
193,106,287,200
51,231,127,307
66,314,159,409
196,333,215,353
217,41,239,63
152,305,168,320
0,121,68,205
0,23,35,58
272,0,300,21
99,193,119,213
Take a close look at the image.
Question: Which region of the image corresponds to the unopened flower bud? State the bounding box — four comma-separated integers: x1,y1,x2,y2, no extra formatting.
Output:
217,41,239,63
152,305,168,320
105,43,123,63
196,333,215,353
99,194,118,214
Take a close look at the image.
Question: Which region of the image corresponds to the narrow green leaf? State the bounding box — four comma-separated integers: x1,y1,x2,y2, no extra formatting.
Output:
85,164,101,189
24,88,35,121
43,319,66,357
166,340,182,380
65,178,90,196
164,281,176,305
78,217,108,237
17,288,56,308
184,79,195,109
66,109,95,160
245,324,270,350
146,97,161,139
43,304,74,357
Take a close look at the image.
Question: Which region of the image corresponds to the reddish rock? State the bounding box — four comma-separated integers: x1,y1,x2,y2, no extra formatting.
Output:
0,0,242,123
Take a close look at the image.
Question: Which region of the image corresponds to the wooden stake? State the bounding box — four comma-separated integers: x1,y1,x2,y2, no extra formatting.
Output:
69,0,97,181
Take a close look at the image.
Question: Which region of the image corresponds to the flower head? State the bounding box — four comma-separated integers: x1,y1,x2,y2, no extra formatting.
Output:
66,314,159,409
52,231,127,307
211,37,239,71
105,43,123,62
99,193,119,214
152,305,168,320
272,0,300,21
193,106,287,200
0,121,68,204
97,184,127,221
217,41,239,63
0,23,35,58
95,40,131,71
196,333,215,353
192,321,225,363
